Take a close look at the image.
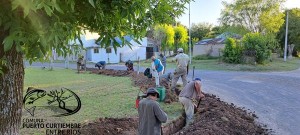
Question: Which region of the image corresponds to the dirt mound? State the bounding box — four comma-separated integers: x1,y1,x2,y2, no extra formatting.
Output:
85,68,270,134
89,69,132,77
89,68,178,103
75,94,269,135
174,94,271,135
80,118,138,135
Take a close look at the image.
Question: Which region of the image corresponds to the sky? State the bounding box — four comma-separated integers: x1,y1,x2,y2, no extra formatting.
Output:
177,0,300,27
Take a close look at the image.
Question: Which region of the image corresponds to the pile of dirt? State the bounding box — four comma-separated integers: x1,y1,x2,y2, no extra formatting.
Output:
129,72,179,103
174,94,271,135
79,117,138,135
84,68,270,134
75,94,270,135
89,68,178,103
87,68,132,77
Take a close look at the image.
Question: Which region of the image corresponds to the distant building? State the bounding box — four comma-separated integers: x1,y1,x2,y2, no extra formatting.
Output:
193,32,242,57
53,33,148,64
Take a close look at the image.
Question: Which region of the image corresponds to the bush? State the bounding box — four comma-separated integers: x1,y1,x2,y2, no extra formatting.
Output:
193,55,219,60
223,38,243,63
242,33,272,64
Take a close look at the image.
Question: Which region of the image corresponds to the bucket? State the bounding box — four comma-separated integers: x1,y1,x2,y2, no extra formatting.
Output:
156,86,166,102
135,93,146,108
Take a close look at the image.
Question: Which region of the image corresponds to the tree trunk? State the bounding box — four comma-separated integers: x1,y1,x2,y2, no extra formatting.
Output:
0,28,24,135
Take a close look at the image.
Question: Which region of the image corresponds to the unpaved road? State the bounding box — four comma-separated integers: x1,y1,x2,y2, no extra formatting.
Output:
26,62,300,135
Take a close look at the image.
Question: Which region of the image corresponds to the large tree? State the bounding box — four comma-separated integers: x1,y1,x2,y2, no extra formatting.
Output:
174,25,188,52
0,0,191,134
190,22,213,41
220,0,285,33
277,8,300,56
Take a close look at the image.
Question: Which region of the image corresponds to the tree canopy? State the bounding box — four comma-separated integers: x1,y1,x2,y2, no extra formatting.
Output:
277,8,300,55
190,22,213,41
0,0,191,134
220,0,285,33
174,25,188,51
0,0,191,64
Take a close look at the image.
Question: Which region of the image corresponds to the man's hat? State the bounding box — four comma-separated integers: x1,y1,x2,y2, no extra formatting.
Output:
194,77,201,81
146,88,160,98
177,48,183,53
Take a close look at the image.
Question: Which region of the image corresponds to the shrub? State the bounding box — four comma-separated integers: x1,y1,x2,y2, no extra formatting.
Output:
223,38,243,63
242,33,272,64
193,55,219,60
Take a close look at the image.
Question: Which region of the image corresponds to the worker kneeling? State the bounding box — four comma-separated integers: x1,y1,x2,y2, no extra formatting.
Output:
179,78,205,127
138,88,168,135
95,61,106,70
125,60,134,71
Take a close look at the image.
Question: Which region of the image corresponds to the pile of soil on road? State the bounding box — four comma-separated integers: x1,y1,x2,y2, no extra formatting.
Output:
75,94,270,135
174,94,271,135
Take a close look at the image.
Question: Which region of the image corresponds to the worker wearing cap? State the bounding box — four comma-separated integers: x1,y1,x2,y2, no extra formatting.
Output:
171,48,189,92
138,88,168,135
179,78,205,127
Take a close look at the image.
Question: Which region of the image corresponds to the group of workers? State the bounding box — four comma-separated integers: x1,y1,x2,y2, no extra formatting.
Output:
138,48,205,135
77,49,205,135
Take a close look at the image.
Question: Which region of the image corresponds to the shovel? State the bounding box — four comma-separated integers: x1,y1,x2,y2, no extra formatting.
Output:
197,98,202,108
194,98,202,113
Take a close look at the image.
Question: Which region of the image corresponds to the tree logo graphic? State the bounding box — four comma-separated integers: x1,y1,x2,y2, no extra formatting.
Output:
23,87,81,117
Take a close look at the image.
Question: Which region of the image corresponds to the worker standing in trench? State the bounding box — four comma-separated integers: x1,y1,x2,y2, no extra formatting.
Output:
178,78,205,127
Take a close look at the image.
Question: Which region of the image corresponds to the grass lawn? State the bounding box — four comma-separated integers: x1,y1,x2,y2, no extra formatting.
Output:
136,56,300,72
21,67,182,135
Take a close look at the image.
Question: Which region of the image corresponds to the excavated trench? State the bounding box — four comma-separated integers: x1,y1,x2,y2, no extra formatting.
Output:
75,68,271,135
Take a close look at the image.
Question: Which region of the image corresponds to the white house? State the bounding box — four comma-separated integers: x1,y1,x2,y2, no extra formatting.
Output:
66,34,147,64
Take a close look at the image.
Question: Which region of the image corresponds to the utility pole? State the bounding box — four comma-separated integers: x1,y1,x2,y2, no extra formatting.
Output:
188,2,192,64
284,10,289,62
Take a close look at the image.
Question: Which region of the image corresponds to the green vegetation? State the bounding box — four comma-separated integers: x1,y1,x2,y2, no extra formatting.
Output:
223,38,243,63
193,55,220,60
220,0,284,33
152,24,189,52
278,8,300,57
1,0,191,134
21,68,182,134
136,56,299,72
191,57,300,71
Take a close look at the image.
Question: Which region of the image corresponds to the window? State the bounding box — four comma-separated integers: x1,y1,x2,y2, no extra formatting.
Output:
94,48,99,53
106,48,112,53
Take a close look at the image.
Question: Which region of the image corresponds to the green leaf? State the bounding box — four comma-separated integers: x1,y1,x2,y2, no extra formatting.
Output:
3,36,14,52
88,0,95,8
44,5,53,16
16,44,22,52
54,2,64,13
11,0,20,10
23,8,30,18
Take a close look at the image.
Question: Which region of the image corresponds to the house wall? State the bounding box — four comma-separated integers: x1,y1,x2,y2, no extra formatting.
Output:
54,36,148,64
193,44,224,57
120,37,147,62
88,47,120,63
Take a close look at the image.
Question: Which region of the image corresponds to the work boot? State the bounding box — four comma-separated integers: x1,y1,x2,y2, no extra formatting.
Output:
184,119,194,128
